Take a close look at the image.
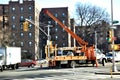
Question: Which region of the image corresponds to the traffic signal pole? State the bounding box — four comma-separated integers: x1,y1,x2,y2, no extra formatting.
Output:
111,0,118,72
25,18,48,36
46,25,53,58
24,18,52,58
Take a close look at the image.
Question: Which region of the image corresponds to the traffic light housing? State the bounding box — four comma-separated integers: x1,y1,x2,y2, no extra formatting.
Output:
106,30,112,42
110,44,120,50
23,21,29,31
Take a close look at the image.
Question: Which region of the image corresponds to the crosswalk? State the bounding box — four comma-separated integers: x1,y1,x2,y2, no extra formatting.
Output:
12,75,120,80
1,65,120,80
8,72,120,80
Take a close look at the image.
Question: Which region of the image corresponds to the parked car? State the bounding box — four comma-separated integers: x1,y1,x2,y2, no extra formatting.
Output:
36,58,48,64
19,59,36,68
95,49,107,66
106,52,120,62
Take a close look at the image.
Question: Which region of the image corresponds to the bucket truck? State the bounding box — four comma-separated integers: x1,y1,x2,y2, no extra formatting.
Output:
43,9,98,68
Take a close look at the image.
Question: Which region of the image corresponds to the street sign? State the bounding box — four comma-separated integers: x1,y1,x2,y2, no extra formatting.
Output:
113,20,119,24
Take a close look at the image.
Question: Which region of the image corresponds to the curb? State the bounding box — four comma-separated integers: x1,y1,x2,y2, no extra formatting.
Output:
95,71,120,75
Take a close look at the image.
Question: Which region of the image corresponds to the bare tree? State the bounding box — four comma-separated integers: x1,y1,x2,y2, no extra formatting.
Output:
0,27,13,47
75,3,110,27
75,3,110,51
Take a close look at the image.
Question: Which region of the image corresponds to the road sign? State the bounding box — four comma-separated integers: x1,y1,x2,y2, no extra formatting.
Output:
113,20,119,24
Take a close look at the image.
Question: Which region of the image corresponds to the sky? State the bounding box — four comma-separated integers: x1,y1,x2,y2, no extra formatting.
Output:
0,0,120,24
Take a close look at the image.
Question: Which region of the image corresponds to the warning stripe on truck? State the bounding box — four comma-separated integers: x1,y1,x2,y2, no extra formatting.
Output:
54,56,87,61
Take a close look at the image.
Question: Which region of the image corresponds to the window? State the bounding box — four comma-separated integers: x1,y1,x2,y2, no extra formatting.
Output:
20,7,24,12
28,6,32,12
12,16,15,21
28,15,32,20
20,42,23,46
20,33,24,37
12,7,15,12
62,28,65,32
55,36,58,40
48,21,51,24
29,33,32,38
55,28,58,32
12,33,15,37
62,20,65,24
29,24,32,29
28,41,32,46
55,13,58,17
62,13,65,17
62,35,65,39
12,42,15,46
62,43,65,47
12,24,16,29
55,21,57,25
20,16,24,22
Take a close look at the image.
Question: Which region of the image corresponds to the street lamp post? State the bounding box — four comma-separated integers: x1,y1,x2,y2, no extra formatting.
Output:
95,31,97,51
111,0,118,72
46,25,53,58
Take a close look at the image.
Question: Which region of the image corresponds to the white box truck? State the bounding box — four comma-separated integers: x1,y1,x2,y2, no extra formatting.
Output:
0,47,21,72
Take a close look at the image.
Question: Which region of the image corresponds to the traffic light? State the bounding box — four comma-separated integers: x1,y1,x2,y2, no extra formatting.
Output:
106,30,113,42
110,44,120,50
23,21,29,31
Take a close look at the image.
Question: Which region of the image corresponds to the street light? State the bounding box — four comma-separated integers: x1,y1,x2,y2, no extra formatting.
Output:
46,25,53,58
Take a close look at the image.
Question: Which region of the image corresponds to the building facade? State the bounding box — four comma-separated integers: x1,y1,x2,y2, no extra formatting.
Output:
0,0,40,60
39,7,70,58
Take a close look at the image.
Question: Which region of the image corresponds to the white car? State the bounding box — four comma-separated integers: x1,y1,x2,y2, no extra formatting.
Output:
36,58,48,64
95,49,107,66
106,52,120,62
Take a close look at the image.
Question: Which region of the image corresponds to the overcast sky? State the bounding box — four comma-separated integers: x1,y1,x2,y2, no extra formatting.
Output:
0,0,120,24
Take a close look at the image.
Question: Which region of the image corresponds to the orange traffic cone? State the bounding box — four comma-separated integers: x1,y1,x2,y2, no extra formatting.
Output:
95,59,98,68
40,64,42,68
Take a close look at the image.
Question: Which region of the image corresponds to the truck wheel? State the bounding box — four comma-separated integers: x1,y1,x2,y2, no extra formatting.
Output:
11,65,16,70
0,66,3,72
70,61,76,68
16,64,19,69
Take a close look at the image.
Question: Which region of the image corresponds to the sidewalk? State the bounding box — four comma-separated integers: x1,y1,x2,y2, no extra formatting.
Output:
95,63,120,75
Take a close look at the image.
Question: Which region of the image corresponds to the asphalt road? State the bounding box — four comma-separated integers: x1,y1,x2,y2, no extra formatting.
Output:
0,62,120,80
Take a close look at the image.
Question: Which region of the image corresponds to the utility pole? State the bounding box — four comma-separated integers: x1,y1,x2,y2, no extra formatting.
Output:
73,24,76,47
111,0,117,72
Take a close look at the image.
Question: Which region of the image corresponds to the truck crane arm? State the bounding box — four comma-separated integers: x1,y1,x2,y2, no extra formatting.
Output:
43,9,88,46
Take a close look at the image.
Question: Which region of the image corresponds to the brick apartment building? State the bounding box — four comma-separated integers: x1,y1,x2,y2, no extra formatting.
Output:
0,0,40,60
39,7,71,58
1,0,119,59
